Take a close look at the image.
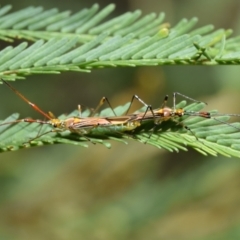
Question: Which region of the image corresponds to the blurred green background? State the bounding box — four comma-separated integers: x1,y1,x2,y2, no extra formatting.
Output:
1,0,240,239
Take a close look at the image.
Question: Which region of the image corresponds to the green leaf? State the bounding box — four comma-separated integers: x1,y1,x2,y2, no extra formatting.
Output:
0,101,240,157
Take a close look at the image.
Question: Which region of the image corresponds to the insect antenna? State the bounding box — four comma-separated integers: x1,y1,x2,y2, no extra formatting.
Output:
1,79,52,120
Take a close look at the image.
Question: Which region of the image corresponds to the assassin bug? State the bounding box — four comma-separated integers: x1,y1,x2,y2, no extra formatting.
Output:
0,79,141,143
124,92,240,140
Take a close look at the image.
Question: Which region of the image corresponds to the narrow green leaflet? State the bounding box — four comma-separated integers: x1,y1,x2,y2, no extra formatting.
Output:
0,101,240,157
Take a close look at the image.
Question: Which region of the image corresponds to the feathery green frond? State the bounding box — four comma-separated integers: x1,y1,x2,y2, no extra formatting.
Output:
0,5,240,79
0,32,240,79
0,101,240,157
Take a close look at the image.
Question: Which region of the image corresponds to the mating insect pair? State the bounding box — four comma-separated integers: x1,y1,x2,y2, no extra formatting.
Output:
1,79,240,147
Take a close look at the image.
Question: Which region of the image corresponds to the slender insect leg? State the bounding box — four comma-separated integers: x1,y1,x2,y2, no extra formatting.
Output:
125,95,149,115
212,117,240,131
124,95,156,123
26,128,60,144
92,94,155,119
147,120,199,146
172,92,207,110
0,118,49,126
78,105,82,117
90,97,117,117
35,118,48,139
179,122,199,140
184,111,240,130
161,95,169,108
